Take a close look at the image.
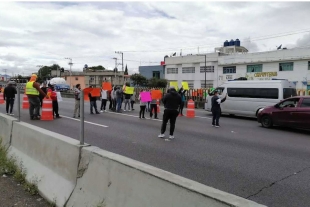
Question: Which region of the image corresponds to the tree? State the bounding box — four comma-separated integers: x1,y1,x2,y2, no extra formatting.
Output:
130,73,147,86
124,64,128,75
88,65,105,71
148,78,168,88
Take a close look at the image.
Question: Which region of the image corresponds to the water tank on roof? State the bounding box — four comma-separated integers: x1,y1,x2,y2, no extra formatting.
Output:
235,39,240,47
229,39,235,46
223,40,229,47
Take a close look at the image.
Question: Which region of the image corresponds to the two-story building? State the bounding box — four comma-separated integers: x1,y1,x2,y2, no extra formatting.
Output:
164,45,310,92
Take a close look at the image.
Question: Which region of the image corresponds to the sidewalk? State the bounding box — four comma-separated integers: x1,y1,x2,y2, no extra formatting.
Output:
0,174,50,207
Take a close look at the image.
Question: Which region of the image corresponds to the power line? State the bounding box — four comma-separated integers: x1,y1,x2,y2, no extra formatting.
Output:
121,28,310,53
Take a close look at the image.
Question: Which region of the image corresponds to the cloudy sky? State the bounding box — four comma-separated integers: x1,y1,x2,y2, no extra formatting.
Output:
1,1,310,77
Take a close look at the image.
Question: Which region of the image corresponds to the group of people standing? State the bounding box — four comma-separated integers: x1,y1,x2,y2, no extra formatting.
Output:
2,76,227,141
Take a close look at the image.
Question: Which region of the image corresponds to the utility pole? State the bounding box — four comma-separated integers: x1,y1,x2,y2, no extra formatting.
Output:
65,57,73,89
2,69,7,81
197,54,207,88
36,65,44,81
115,51,124,72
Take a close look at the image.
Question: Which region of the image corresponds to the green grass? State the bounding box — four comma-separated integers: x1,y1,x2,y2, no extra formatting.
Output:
0,138,39,196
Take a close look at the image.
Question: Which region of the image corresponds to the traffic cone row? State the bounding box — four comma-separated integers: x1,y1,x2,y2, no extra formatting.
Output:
186,99,195,118
0,92,4,104
41,98,53,121
156,99,160,113
22,93,29,109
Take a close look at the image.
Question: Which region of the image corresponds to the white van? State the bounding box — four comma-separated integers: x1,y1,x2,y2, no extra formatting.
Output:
205,80,297,117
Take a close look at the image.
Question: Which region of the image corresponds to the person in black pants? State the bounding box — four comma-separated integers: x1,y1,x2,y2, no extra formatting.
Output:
178,87,187,116
158,86,182,140
211,91,227,127
39,83,47,107
88,86,100,114
3,81,17,115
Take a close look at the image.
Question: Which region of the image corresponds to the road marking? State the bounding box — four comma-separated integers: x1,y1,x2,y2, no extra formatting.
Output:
195,116,212,119
61,115,109,128
106,111,163,122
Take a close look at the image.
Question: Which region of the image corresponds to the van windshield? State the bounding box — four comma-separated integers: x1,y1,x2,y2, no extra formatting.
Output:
283,88,297,99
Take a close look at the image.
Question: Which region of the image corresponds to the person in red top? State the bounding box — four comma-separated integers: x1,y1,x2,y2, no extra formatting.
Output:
47,84,61,118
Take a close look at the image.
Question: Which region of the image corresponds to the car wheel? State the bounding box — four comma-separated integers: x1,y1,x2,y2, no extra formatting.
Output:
261,115,273,128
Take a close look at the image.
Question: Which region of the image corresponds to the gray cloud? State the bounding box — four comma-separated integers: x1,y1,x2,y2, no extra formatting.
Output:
0,2,309,75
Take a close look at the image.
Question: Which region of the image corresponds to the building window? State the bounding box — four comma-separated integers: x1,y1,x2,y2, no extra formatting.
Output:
182,67,195,73
183,80,194,89
152,71,160,79
200,80,213,88
223,66,236,74
308,61,310,70
200,66,214,73
75,77,78,80
279,62,293,71
247,64,262,73
167,68,178,74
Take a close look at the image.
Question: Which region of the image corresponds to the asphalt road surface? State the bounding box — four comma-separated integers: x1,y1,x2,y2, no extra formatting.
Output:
1,96,310,207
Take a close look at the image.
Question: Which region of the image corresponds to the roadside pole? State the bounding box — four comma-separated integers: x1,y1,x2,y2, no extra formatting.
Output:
17,86,20,122
80,90,84,145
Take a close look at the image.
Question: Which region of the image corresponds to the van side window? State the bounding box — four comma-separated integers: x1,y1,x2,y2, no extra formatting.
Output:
227,88,278,99
301,98,310,107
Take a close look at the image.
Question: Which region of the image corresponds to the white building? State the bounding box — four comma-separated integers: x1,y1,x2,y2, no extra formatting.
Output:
164,46,310,94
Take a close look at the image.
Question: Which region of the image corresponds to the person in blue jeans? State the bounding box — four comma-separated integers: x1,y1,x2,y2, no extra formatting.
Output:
115,87,123,113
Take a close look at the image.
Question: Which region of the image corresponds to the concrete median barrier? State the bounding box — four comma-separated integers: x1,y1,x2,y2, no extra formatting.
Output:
66,146,266,207
8,122,81,207
0,113,17,149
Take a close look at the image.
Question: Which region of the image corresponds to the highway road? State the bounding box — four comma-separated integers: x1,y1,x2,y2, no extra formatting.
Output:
1,97,310,207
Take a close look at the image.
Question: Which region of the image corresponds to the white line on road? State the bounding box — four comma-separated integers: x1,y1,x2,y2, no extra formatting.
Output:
195,116,212,119
61,115,109,128
106,111,163,122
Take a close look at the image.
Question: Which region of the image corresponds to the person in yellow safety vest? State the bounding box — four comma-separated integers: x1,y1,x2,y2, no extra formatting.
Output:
26,74,49,120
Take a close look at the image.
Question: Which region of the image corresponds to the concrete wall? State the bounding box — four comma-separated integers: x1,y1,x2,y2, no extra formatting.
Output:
0,113,16,148
67,146,266,207
0,113,267,207
8,122,81,207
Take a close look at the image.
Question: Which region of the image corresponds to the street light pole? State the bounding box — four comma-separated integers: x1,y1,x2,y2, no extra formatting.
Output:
65,58,73,89
204,55,206,89
113,57,117,85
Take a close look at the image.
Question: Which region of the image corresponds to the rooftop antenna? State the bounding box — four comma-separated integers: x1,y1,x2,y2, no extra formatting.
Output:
276,44,282,50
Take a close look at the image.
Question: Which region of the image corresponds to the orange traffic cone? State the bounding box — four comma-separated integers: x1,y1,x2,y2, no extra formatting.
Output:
22,91,29,109
156,99,160,113
186,99,195,118
0,92,4,104
152,99,160,113
41,98,53,121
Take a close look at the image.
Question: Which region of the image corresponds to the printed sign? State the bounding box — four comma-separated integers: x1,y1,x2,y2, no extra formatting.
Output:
140,91,152,102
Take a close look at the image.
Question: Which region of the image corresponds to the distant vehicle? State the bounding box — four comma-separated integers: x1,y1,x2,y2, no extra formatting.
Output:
49,77,70,92
205,80,297,118
257,96,310,129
